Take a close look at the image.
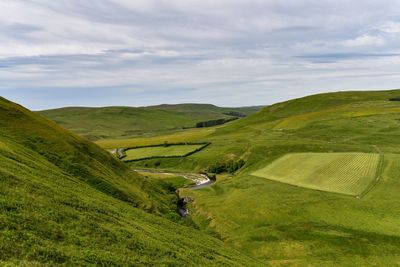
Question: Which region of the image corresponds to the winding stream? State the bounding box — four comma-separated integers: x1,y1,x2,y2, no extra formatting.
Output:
134,169,215,188
134,169,216,216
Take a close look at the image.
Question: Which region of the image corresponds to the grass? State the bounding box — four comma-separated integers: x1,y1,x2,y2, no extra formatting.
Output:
38,104,261,140
252,152,380,196
96,127,214,149
136,172,195,189
127,89,400,266
0,97,261,266
6,89,400,266
123,144,205,161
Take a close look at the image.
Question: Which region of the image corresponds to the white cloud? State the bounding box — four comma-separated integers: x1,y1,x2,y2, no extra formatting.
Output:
378,21,400,34
342,34,385,47
1,0,400,109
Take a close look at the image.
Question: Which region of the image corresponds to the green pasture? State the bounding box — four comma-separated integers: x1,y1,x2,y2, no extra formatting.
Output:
96,127,214,149
252,152,380,196
123,144,205,161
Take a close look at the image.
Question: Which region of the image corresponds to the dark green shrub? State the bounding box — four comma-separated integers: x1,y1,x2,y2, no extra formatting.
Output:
195,117,238,128
207,159,245,174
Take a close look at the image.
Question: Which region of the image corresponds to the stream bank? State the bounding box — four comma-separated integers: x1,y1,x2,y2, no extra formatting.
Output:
134,169,215,217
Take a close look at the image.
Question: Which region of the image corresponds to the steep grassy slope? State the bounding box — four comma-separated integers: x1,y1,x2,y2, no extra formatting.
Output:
0,97,159,210
0,97,260,266
126,90,400,266
38,104,261,140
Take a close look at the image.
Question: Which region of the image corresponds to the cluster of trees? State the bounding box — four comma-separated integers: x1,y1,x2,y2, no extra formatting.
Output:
195,117,238,128
389,97,400,101
207,159,245,174
223,111,246,117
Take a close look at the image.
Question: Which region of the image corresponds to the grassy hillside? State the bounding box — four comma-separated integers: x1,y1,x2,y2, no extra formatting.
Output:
0,97,260,266
125,90,400,266
38,104,261,140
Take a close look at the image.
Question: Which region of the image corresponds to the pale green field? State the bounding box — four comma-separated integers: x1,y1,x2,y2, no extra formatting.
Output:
96,127,214,149
252,152,380,196
123,144,205,161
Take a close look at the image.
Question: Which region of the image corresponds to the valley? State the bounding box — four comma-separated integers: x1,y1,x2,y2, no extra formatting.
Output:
99,90,400,266
0,97,261,266
2,90,400,266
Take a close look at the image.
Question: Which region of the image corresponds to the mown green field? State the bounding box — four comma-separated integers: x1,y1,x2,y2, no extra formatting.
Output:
97,127,214,149
123,144,205,161
252,152,380,196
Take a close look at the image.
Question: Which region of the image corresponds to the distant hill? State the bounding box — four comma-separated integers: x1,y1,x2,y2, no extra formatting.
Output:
38,104,262,140
0,97,260,266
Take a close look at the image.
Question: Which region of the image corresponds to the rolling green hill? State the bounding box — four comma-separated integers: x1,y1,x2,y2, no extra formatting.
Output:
5,90,400,266
125,90,400,266
0,97,260,266
38,104,261,140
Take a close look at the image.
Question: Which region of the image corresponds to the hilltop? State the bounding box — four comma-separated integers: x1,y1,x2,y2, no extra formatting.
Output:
38,104,261,140
0,97,260,266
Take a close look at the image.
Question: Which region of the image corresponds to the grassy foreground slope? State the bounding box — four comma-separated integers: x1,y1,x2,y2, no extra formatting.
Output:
0,97,260,266
129,90,400,266
38,104,261,140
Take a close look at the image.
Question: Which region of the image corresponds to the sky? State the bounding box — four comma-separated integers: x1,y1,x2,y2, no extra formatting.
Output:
1,0,400,110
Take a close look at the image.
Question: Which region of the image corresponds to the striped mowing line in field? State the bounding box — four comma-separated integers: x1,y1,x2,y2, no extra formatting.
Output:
252,152,380,196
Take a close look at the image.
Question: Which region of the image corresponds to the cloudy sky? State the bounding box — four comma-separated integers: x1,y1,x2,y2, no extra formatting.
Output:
1,0,400,110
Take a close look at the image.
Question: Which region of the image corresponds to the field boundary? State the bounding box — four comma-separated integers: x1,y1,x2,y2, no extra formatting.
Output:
357,145,385,198
122,142,211,162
